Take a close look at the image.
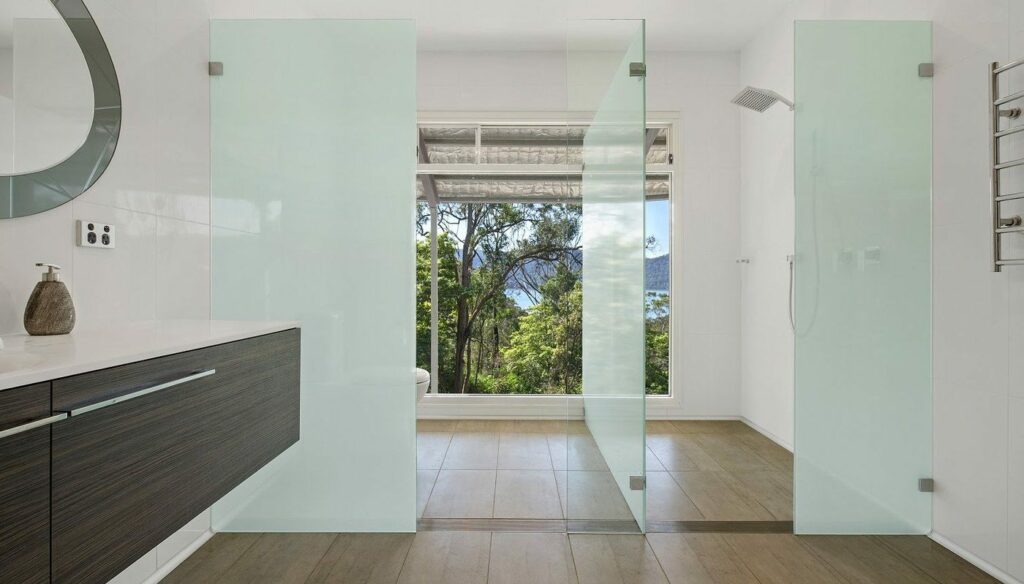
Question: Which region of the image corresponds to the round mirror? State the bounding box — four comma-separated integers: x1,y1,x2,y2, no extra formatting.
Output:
0,0,120,219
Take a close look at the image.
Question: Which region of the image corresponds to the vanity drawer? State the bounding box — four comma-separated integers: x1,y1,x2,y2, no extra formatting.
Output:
51,329,300,584
0,383,54,584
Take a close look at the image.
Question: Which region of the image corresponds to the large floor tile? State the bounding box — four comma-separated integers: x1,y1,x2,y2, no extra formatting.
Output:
569,535,668,584
647,434,724,472
646,447,666,472
498,433,553,470
423,470,496,518
397,531,490,584
307,533,414,584
721,534,844,584
417,433,452,469
417,470,439,519
548,434,610,471
417,420,458,432
215,533,337,584
691,434,774,473
646,472,703,521
442,433,499,470
722,470,792,521
555,471,633,521
160,533,261,584
493,470,563,519
671,471,773,521
646,533,759,584
457,419,516,432
799,536,936,584
488,532,577,584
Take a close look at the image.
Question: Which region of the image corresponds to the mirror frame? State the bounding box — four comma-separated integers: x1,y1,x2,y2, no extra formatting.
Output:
1,0,121,219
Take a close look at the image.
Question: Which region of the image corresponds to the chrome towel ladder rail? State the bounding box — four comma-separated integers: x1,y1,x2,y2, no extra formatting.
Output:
991,58,1024,271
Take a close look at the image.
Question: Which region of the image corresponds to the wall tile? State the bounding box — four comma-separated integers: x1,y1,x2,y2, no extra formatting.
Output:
933,384,1008,570
0,204,75,334
72,198,158,330
1009,397,1024,580
156,217,210,320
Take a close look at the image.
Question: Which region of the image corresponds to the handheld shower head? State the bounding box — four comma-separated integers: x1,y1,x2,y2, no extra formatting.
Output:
731,86,795,112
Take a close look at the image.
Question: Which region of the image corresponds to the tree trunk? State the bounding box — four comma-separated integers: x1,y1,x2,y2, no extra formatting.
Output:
453,205,477,394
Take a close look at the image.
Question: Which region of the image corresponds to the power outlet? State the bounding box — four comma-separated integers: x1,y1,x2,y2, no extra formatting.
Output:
76,220,116,249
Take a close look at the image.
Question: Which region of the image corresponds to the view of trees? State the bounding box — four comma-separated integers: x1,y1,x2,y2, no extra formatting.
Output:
416,202,670,395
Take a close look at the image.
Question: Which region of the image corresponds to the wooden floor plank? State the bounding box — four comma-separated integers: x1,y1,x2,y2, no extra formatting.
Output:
646,533,759,584
800,536,938,584
212,533,336,584
876,536,1000,584
306,533,414,584
722,534,845,584
568,534,669,584
161,533,261,584
396,531,490,584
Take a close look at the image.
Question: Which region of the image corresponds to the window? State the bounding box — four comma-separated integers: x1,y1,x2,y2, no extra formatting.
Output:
416,120,672,395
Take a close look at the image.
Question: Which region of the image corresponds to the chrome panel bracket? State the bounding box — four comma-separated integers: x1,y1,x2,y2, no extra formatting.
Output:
209,61,224,76
918,63,934,78
629,475,646,490
918,478,934,493
629,62,646,78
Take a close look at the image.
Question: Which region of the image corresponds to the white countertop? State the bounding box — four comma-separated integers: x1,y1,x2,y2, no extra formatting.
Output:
0,320,299,391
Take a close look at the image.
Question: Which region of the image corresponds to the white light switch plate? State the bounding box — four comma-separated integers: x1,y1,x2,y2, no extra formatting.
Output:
77,220,116,248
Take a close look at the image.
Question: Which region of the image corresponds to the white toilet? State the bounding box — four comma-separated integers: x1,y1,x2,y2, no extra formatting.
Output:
416,368,430,401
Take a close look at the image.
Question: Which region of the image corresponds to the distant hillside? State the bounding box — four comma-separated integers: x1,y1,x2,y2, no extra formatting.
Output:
646,254,669,292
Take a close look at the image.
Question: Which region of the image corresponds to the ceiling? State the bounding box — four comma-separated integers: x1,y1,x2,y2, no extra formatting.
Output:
209,0,795,52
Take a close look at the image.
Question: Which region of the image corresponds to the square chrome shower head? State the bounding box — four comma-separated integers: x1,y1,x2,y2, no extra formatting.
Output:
731,86,795,112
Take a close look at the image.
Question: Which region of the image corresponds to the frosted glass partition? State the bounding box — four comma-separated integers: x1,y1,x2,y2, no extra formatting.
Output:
210,20,417,531
794,21,932,534
570,20,647,530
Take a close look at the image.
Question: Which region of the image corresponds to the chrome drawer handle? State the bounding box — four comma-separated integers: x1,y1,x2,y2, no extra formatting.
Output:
0,413,68,439
66,369,216,417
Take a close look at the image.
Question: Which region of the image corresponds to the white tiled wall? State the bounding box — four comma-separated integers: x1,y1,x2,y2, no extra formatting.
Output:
0,0,213,582
740,0,1023,580
418,50,743,418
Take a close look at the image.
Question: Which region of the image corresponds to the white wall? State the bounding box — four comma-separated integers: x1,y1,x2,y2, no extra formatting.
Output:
0,1,213,582
419,50,743,418
739,0,1023,581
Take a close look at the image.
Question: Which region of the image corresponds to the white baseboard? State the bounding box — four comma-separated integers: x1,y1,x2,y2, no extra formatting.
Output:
738,416,793,452
929,532,1021,584
143,530,214,584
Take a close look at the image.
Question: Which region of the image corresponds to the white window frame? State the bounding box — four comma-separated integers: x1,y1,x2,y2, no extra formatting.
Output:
416,110,680,419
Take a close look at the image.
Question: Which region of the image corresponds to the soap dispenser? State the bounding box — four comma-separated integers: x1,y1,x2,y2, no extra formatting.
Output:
24,263,76,336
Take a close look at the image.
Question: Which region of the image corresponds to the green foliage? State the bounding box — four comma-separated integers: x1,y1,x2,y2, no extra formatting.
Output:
645,292,670,395
415,203,670,396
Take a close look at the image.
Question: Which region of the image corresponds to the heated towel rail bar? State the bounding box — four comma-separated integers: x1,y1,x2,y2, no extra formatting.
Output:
991,58,1024,271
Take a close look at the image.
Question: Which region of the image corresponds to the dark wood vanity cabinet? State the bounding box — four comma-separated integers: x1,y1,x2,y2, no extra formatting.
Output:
0,329,300,584
0,383,53,584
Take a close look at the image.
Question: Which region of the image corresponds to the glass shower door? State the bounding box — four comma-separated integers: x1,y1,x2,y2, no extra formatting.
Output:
569,20,647,532
794,21,932,534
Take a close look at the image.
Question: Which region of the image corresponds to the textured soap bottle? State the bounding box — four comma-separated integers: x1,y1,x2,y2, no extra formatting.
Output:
24,263,75,335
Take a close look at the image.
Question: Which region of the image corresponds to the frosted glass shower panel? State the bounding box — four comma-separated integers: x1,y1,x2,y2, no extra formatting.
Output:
210,20,417,531
572,20,647,531
793,21,932,534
